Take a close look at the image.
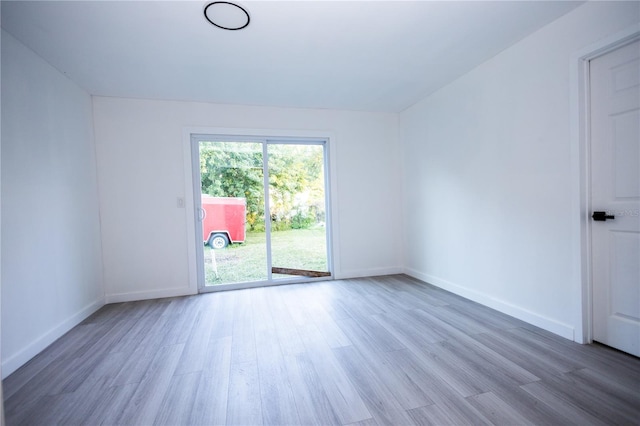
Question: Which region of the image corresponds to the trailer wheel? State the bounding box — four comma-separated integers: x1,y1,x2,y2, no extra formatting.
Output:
209,233,229,249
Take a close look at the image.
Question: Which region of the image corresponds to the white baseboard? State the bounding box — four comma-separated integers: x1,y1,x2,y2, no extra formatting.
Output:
2,297,105,379
404,268,575,341
105,286,196,304
336,266,404,280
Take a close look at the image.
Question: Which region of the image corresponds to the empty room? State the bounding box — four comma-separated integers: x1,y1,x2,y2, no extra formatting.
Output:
1,1,639,425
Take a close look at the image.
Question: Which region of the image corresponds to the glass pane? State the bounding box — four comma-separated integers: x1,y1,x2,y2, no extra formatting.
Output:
199,141,267,285
268,143,329,279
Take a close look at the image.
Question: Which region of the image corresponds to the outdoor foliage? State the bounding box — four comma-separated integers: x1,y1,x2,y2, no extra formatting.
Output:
199,141,325,232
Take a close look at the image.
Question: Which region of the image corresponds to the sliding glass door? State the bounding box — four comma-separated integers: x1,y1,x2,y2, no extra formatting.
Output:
268,143,329,279
191,135,331,291
197,140,268,285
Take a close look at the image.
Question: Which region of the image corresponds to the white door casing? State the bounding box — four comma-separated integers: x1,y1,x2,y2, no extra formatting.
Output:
590,40,640,357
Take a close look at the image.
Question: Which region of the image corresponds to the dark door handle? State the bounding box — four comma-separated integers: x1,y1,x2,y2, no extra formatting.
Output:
592,211,615,221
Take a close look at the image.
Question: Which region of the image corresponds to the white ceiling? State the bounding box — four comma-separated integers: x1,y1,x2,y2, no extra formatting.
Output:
1,1,584,112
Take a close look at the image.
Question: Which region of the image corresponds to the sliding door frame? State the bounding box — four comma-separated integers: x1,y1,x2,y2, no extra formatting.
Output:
188,132,334,293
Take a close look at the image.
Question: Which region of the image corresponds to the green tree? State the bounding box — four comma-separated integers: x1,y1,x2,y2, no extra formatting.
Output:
200,142,265,231
268,144,325,230
199,142,326,232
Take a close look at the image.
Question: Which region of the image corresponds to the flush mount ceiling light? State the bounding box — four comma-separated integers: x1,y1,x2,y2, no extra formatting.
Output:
204,1,250,31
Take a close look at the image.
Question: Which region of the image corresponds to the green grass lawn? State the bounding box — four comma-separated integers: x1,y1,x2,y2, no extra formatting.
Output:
204,227,328,285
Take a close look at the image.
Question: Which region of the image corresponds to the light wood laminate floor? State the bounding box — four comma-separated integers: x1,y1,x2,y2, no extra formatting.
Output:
4,275,640,425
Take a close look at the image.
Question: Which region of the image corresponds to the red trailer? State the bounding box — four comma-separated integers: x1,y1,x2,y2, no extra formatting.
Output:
201,196,246,249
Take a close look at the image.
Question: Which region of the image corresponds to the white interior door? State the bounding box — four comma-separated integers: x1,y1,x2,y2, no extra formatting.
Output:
590,40,640,357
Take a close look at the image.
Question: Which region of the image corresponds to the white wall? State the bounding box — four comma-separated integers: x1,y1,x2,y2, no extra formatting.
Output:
400,1,640,340
1,31,104,377
92,97,402,302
